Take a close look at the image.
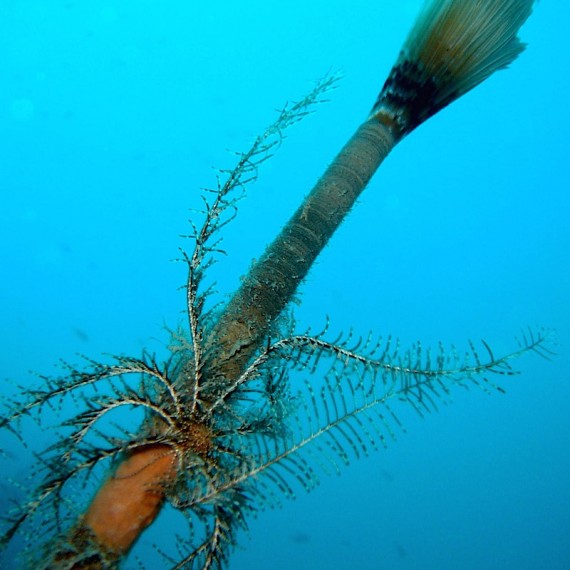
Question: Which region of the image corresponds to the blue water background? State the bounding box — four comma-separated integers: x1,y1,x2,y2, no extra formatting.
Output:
1,1,569,568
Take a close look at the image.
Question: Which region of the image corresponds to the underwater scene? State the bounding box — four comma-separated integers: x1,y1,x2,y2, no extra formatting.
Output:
1,0,569,568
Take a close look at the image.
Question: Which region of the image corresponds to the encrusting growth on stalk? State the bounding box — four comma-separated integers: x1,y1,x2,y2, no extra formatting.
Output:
0,1,547,569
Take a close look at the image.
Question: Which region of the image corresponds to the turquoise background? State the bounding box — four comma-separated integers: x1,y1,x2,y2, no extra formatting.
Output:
1,1,569,568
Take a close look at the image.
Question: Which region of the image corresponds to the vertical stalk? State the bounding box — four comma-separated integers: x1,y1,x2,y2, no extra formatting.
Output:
202,118,396,383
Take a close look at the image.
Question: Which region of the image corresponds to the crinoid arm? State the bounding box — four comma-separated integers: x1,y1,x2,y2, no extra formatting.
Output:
159,326,553,564
180,73,340,395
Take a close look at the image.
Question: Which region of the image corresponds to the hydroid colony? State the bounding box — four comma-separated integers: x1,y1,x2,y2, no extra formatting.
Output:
0,0,549,568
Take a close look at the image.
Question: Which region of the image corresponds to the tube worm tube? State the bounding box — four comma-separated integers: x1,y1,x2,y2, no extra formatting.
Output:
202,119,396,383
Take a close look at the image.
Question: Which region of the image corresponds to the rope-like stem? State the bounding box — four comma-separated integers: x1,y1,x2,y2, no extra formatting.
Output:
202,118,396,384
